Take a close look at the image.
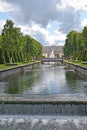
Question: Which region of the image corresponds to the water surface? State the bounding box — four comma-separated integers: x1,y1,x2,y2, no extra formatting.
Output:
0,65,87,95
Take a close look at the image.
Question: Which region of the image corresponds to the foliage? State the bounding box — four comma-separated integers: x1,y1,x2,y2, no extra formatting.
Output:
0,20,43,63
64,27,87,61
0,47,5,64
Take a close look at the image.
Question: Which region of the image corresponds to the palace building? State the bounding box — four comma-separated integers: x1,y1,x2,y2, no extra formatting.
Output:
43,46,64,58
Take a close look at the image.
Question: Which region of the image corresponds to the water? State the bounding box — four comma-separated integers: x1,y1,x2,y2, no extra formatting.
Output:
0,103,87,116
0,116,87,130
0,65,87,129
0,64,87,95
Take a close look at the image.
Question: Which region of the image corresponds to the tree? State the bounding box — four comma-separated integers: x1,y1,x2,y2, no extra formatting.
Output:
64,31,78,58
1,20,22,62
0,35,5,63
82,26,87,48
0,19,43,63
64,29,87,61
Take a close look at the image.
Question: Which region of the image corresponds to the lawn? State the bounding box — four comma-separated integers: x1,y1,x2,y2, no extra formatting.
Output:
0,61,39,71
65,60,87,68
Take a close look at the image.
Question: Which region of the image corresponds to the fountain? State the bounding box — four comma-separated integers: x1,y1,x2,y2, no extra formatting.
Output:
50,50,55,58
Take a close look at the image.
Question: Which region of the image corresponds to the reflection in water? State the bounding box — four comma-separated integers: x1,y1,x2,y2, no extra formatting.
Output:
7,70,41,94
65,70,87,93
0,65,87,95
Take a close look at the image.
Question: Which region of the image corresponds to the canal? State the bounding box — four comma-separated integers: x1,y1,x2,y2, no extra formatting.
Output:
0,64,87,95
0,64,87,130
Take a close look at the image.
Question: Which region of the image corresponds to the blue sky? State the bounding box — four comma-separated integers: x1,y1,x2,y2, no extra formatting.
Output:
0,12,10,20
0,0,87,46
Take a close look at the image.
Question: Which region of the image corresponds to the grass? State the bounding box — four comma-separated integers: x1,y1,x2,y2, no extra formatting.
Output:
0,60,40,71
65,60,87,68
0,64,13,70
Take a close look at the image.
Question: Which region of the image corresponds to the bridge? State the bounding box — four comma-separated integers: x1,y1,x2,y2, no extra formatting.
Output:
41,58,64,64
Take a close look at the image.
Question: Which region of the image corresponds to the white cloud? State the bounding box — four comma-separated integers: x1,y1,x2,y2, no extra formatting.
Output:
59,0,87,11
81,19,87,28
0,0,87,45
47,30,66,45
0,20,6,33
19,23,51,45
55,30,66,40
46,24,52,29
17,22,66,46
56,2,67,10
0,0,17,12
2,0,81,33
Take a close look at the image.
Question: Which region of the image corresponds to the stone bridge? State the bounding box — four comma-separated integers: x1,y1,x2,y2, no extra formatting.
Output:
41,58,64,64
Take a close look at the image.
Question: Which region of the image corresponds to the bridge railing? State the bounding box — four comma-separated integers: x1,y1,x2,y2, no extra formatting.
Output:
40,58,64,62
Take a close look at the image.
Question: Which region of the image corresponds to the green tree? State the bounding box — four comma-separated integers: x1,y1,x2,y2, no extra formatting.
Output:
64,29,87,61
64,31,78,58
0,19,43,63
82,26,87,48
0,35,5,63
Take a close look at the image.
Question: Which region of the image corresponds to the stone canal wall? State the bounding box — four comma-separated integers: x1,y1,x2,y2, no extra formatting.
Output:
65,62,87,79
0,62,41,80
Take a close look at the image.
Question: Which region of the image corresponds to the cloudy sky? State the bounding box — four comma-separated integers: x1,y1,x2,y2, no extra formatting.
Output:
0,0,87,46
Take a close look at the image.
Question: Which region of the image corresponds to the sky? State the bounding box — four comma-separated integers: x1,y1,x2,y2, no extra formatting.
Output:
0,0,87,46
